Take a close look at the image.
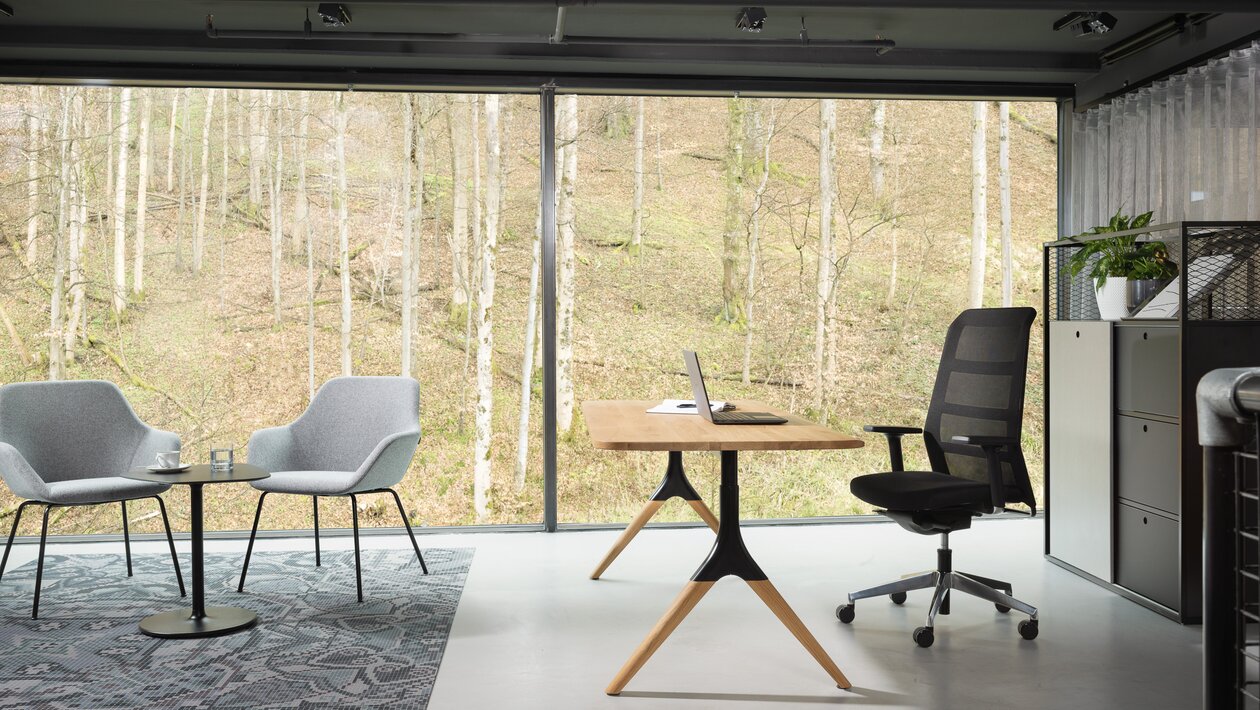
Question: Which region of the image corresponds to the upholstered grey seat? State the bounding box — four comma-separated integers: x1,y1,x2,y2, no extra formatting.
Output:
0,380,186,618
238,376,427,602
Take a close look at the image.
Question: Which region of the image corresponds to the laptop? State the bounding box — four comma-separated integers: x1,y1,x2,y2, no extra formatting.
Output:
683,350,788,425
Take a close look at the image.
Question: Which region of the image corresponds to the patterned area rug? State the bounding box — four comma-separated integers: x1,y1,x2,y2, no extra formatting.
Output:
0,547,472,709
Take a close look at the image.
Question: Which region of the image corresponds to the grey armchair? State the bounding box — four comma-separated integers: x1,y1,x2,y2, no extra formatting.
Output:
0,380,185,618
238,376,427,602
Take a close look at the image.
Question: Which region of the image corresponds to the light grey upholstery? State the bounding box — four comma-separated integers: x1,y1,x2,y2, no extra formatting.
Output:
0,381,176,505
247,377,421,496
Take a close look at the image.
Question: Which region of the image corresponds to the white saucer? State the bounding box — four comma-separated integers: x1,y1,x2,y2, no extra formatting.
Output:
146,464,191,473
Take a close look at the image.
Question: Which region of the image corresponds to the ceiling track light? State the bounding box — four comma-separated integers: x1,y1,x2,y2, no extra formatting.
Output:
1053,11,1117,39
736,7,767,33
0,2,13,18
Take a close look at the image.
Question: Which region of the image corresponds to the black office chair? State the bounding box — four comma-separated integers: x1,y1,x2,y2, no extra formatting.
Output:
835,307,1039,648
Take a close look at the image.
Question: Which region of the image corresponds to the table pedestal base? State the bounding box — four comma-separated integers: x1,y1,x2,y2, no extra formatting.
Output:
139,606,258,639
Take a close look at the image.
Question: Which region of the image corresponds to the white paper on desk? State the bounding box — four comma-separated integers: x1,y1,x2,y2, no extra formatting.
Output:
646,399,727,414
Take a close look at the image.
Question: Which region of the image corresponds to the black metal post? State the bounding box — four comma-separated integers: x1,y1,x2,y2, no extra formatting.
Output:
0,500,31,581
350,493,364,602
649,451,705,502
692,451,766,583
32,504,52,619
154,495,186,597
237,492,268,592
1204,445,1239,709
540,83,558,532
313,496,321,567
189,483,206,620
387,488,429,575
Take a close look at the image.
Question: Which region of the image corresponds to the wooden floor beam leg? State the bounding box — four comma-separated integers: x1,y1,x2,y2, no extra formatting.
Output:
590,500,665,580
686,499,721,533
747,579,851,689
606,580,714,696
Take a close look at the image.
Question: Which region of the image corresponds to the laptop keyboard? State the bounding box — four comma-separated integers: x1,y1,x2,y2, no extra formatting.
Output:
713,411,764,422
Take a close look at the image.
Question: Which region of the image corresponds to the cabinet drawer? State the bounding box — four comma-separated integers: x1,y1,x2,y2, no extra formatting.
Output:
1115,325,1179,418
1116,415,1180,515
1116,503,1180,611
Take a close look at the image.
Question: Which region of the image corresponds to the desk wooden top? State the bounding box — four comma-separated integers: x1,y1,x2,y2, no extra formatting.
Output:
582,400,865,452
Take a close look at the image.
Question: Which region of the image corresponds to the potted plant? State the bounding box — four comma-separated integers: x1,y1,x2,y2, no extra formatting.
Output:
1065,210,1178,320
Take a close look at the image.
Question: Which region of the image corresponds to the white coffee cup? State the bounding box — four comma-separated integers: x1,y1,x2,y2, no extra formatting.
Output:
156,451,181,469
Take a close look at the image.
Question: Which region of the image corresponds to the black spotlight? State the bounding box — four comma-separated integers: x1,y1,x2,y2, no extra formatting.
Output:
317,3,352,27
1054,11,1117,38
736,7,767,33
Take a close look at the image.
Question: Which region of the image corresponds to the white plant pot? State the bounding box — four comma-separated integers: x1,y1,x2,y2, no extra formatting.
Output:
1095,276,1129,321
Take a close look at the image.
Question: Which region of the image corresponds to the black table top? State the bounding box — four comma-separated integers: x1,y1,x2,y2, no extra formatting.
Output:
124,463,270,486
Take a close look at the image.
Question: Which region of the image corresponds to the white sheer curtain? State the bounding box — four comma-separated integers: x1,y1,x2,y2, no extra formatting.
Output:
1069,40,1260,234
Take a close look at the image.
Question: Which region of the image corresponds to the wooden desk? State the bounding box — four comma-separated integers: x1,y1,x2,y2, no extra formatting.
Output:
583,400,864,695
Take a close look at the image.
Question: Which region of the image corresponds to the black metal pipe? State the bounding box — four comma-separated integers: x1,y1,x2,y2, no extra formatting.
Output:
541,85,558,532
1098,13,1216,66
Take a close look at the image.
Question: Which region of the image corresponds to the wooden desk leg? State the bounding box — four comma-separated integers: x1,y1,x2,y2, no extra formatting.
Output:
591,451,717,580
606,581,713,695
591,500,664,580
747,579,851,689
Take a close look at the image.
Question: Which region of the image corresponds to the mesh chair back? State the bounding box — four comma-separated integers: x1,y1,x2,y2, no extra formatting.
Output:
923,308,1038,511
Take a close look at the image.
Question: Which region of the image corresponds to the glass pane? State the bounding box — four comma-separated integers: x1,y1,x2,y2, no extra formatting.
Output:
0,86,542,532
556,95,1054,524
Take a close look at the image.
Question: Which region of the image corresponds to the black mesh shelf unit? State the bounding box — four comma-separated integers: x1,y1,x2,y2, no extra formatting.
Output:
1236,438,1260,709
1044,221,1260,323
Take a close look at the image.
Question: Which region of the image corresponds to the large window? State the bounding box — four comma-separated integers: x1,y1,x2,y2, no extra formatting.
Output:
1,85,1054,535
0,87,542,532
554,95,1055,524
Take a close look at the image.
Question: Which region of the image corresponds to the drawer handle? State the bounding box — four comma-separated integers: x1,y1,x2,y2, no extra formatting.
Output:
1143,332,1148,340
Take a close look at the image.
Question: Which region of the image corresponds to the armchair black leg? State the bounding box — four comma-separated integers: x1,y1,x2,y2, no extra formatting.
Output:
313,496,321,567
0,500,34,582
32,504,53,620
237,492,269,593
387,488,428,575
349,494,363,603
153,495,186,597
121,500,133,577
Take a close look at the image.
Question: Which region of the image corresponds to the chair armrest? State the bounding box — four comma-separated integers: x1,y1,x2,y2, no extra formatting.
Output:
863,425,923,435
863,424,923,472
0,442,50,502
353,430,421,492
130,427,181,470
950,435,1018,508
247,425,296,472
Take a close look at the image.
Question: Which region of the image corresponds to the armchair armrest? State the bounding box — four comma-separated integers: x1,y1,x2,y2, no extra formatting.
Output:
863,424,923,472
247,425,297,473
950,435,1018,509
0,442,51,502
130,427,181,470
353,429,421,492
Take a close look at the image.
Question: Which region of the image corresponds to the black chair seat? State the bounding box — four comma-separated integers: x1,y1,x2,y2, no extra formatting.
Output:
851,471,991,511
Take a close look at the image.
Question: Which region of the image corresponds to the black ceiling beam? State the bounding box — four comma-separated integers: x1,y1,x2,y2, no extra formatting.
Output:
0,60,1074,99
0,25,1098,72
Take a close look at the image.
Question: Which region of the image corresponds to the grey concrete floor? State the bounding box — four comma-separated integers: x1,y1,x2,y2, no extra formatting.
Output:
4,517,1200,709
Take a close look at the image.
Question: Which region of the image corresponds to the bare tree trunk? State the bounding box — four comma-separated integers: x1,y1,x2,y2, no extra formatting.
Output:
177,88,190,270
471,96,483,296
813,99,836,413
871,100,886,201
450,95,471,309
165,91,179,193
969,101,988,309
221,92,230,228
743,103,776,385
557,94,579,433
655,98,664,191
105,97,115,210
248,92,264,208
401,95,416,378
64,92,85,359
133,89,153,295
515,208,541,491
296,92,313,398
0,302,33,367
720,97,746,325
998,101,1013,307
112,88,133,316
473,95,502,522
24,87,42,264
631,96,645,255
268,91,284,324
336,92,352,376
49,89,71,381
194,90,217,274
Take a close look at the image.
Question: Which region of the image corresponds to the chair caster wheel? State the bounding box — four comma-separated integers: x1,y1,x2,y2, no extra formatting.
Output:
890,592,907,605
836,604,855,624
995,603,1011,613
1018,619,1038,640
912,626,934,648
